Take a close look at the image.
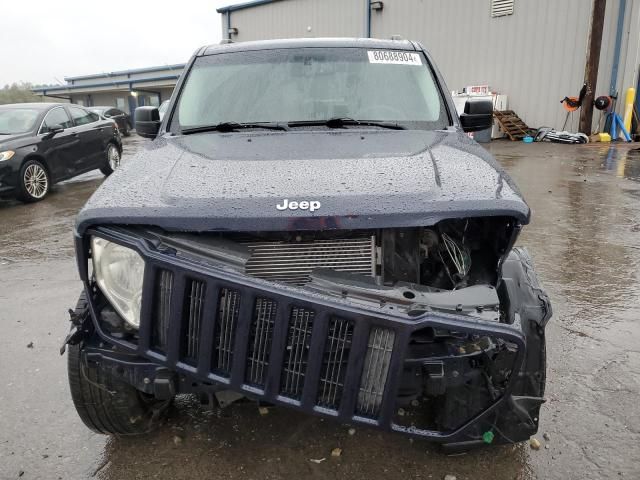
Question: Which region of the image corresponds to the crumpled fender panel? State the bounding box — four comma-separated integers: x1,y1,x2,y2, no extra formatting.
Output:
501,247,553,327
492,247,551,444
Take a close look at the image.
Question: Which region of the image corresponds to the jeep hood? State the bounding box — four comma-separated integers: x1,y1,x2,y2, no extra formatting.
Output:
76,130,529,235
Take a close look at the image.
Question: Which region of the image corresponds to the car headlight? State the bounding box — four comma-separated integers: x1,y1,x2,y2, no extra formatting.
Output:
0,150,15,161
91,236,145,328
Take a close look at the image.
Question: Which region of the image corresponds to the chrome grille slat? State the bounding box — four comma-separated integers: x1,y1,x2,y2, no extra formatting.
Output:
281,307,314,399
246,298,277,386
356,327,395,417
244,236,375,286
183,279,205,360
317,318,353,410
153,269,173,350
213,288,240,375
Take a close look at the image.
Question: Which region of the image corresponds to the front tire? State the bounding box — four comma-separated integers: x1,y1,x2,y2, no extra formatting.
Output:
100,143,121,176
18,159,50,202
67,293,171,435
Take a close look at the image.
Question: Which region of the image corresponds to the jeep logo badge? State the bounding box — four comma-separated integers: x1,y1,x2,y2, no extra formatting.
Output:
276,199,321,212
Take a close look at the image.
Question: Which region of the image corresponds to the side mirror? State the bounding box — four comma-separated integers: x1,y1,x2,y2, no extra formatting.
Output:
460,98,493,133
45,124,64,137
135,106,161,139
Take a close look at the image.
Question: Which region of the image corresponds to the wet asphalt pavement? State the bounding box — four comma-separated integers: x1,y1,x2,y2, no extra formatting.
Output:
1,137,640,479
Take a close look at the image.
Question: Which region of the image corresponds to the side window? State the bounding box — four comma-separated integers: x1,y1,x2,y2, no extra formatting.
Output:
69,106,99,126
106,109,118,117
40,108,73,133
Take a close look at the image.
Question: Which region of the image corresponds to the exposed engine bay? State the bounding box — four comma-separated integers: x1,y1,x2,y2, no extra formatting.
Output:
145,216,516,316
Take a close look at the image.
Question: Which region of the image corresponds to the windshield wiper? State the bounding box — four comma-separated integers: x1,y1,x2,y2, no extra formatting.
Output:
287,117,406,130
181,121,288,134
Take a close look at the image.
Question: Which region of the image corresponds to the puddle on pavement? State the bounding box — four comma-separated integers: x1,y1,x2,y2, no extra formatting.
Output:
598,146,640,182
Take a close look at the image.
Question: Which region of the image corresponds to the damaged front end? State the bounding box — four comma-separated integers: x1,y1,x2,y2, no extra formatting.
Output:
67,216,551,447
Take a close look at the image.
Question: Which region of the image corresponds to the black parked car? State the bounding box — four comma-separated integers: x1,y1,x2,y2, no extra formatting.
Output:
63,39,551,448
0,103,122,202
89,106,132,136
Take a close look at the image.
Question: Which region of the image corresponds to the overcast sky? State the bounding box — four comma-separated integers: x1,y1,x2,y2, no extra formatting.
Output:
0,0,234,86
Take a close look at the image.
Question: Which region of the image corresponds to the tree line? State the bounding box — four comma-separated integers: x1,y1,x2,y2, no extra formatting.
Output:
0,82,49,104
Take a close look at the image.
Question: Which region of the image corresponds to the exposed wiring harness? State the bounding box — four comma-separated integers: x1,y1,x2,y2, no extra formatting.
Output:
438,221,472,287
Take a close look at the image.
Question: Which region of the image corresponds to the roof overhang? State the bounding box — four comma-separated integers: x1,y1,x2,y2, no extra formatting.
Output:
64,64,185,82
31,75,181,96
216,0,282,14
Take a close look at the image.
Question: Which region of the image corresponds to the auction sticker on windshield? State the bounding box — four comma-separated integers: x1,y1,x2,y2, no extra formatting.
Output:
367,51,422,65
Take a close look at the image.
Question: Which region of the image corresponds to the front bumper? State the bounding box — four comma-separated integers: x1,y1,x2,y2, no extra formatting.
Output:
74,226,550,445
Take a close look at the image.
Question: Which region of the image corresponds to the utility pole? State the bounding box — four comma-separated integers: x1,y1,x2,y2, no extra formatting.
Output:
579,0,607,135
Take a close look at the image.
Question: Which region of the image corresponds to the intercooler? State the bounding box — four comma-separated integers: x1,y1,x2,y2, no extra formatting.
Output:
243,236,377,285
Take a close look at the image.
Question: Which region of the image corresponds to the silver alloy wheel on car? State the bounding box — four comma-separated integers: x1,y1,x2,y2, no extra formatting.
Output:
108,145,121,171
23,164,48,199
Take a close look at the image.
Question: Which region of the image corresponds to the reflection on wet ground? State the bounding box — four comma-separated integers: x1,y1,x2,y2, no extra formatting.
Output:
1,139,639,479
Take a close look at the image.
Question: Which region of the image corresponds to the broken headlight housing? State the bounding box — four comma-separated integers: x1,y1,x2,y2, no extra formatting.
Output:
91,236,144,328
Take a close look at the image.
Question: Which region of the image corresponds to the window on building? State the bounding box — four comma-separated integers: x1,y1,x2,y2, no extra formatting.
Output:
69,106,99,126
491,0,514,17
76,99,85,106
40,107,73,133
116,97,125,110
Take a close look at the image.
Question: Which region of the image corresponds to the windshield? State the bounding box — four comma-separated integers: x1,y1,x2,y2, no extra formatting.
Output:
175,47,449,130
0,108,40,134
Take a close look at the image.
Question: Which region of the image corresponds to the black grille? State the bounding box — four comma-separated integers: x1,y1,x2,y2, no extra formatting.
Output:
147,269,396,419
245,298,277,386
212,288,240,376
317,318,354,410
280,307,314,399
181,279,206,361
152,269,173,351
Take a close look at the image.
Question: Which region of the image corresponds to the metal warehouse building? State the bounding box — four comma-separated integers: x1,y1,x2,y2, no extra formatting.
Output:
32,64,185,114
218,0,640,130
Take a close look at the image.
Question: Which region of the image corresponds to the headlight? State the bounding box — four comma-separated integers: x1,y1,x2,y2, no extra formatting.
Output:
0,150,15,161
91,236,145,328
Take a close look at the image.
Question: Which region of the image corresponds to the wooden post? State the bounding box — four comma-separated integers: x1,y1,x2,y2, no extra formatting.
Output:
579,0,607,135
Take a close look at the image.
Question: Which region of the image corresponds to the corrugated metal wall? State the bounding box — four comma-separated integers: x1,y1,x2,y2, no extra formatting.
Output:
371,0,622,131
223,0,638,130
228,0,365,41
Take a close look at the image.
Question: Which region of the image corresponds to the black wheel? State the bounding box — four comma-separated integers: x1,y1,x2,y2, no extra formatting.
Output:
18,159,50,202
122,122,131,137
67,292,171,435
100,143,121,176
